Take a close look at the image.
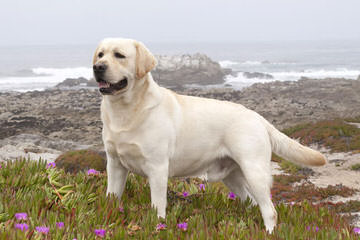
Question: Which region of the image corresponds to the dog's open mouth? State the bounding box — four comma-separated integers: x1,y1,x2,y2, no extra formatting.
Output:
98,77,128,95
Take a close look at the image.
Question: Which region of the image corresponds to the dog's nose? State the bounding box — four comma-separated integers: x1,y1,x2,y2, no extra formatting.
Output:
93,63,107,73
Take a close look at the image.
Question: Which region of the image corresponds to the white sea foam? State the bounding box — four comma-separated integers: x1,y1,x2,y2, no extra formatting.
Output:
224,68,360,90
271,68,360,81
0,67,93,92
218,60,238,68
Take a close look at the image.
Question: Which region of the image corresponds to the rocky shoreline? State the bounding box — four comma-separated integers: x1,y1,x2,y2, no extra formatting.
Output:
1,76,360,159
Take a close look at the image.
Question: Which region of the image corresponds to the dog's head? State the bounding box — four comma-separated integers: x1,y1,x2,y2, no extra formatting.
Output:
92,38,157,95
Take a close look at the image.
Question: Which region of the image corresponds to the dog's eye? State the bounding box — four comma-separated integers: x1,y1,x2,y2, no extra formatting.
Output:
98,52,104,58
114,52,125,59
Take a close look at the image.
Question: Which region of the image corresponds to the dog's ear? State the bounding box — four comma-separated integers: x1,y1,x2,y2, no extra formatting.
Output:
92,45,100,65
135,41,157,79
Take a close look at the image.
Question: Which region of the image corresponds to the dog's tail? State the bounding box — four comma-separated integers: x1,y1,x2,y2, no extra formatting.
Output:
261,117,327,166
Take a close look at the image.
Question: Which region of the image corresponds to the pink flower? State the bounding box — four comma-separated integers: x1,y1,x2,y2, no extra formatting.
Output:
15,212,27,220
182,191,189,197
199,184,205,191
156,223,167,231
119,207,124,213
354,227,360,234
228,192,236,200
56,222,64,229
94,229,106,237
15,223,29,232
46,162,56,169
177,222,188,231
35,226,49,234
87,169,99,175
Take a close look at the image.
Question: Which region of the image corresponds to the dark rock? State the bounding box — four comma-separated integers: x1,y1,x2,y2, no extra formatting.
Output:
55,77,89,88
243,72,274,79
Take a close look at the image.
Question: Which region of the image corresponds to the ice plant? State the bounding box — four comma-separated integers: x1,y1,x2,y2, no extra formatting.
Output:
156,223,167,231
56,222,64,229
94,229,106,237
354,227,360,234
199,184,205,191
87,169,99,175
182,191,189,197
228,192,236,200
35,226,49,234
14,212,27,220
15,223,29,232
177,222,188,231
46,162,56,169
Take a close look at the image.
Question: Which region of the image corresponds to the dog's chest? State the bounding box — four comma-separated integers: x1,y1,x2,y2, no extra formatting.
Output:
104,130,147,176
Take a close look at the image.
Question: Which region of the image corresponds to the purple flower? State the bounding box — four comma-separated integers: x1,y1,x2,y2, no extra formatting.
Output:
270,193,272,199
156,223,167,231
87,169,99,175
177,222,188,231
35,226,49,234
94,229,106,237
228,192,236,200
119,207,124,212
15,212,28,220
46,162,56,169
306,226,319,232
56,222,64,229
182,191,189,197
15,223,29,232
199,184,205,191
354,227,360,234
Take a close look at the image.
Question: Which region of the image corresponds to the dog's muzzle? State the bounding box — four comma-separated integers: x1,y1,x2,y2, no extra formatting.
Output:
97,77,128,95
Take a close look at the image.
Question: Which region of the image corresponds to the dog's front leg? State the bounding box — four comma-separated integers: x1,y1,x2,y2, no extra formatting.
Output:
106,153,129,199
147,164,169,218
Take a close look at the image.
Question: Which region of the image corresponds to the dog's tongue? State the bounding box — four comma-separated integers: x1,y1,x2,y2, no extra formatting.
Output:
98,82,110,88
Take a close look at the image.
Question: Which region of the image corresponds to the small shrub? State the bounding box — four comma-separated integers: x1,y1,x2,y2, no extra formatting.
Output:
55,149,106,173
350,163,360,171
282,119,360,152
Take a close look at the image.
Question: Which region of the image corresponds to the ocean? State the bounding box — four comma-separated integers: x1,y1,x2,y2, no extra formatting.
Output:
0,40,359,92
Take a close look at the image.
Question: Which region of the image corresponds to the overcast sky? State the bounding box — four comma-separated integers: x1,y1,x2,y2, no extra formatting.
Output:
1,0,359,45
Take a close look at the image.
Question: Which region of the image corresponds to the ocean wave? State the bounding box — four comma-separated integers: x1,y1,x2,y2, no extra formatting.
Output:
32,67,93,79
271,68,360,81
218,60,238,68
224,68,360,89
219,60,296,68
0,67,93,92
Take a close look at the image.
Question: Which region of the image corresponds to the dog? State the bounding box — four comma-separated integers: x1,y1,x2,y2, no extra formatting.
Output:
92,38,326,233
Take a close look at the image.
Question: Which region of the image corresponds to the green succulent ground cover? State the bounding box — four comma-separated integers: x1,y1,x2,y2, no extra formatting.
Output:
0,158,359,239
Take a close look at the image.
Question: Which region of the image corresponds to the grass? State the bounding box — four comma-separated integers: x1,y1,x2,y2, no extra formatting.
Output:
0,159,359,239
282,119,360,153
351,164,360,171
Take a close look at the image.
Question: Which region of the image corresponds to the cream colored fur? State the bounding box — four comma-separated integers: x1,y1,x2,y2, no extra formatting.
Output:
93,38,327,233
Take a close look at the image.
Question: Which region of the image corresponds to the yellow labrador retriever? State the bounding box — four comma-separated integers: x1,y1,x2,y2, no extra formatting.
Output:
93,38,326,233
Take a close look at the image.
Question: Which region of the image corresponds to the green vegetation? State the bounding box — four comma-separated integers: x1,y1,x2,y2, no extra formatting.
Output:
0,159,359,239
55,149,106,173
282,119,360,152
351,163,360,171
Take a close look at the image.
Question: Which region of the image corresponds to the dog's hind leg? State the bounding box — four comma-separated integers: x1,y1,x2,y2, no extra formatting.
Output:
222,167,256,204
227,131,277,233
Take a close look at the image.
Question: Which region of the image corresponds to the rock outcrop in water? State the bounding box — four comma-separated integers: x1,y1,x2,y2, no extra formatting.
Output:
152,53,231,87
54,54,231,89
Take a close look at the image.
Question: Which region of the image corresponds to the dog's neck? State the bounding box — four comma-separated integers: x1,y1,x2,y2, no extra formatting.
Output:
101,73,163,128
